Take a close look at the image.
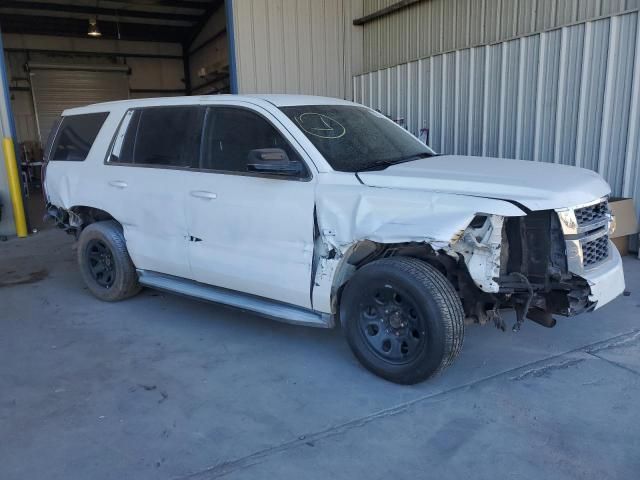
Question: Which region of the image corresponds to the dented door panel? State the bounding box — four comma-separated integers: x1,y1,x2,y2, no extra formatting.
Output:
100,165,192,279
186,172,316,308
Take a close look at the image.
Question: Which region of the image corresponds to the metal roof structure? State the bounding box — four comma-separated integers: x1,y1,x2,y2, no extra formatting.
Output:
0,0,223,45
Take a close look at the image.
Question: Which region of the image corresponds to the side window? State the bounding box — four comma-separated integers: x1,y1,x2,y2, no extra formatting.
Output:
201,107,304,175
109,106,203,168
50,112,108,161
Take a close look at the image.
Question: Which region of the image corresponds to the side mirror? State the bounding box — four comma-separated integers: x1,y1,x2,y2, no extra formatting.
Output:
247,148,303,177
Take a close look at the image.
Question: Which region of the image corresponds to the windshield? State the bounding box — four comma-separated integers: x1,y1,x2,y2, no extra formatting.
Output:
280,105,436,172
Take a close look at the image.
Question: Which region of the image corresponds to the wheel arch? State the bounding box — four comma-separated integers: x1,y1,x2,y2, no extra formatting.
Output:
318,239,462,320
47,203,122,235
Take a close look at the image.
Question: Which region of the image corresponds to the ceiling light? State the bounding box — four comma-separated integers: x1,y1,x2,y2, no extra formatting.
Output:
88,17,101,37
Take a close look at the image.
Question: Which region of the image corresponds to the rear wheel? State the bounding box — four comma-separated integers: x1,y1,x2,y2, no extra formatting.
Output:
341,257,464,384
77,220,141,301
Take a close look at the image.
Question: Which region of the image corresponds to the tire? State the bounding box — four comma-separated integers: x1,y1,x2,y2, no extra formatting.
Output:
341,257,464,384
77,220,141,302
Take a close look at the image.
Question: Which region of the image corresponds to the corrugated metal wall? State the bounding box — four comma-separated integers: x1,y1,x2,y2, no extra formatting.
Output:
362,0,638,72
353,10,640,214
232,0,363,99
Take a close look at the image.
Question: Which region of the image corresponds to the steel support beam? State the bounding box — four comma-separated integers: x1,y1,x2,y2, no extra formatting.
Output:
353,0,422,26
0,1,201,23
4,47,182,60
0,14,189,42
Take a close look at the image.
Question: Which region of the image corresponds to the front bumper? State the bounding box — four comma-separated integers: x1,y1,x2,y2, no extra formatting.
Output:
556,197,624,310
580,241,625,309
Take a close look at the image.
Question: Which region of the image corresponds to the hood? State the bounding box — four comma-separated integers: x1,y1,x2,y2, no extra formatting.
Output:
357,155,610,211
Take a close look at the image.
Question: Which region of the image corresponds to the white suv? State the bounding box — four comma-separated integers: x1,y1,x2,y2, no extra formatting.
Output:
44,94,625,384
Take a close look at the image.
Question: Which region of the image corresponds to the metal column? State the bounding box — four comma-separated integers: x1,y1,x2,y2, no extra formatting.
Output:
0,27,26,237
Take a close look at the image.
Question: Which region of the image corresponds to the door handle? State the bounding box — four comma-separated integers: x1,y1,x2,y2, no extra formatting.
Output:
108,180,128,189
190,190,217,200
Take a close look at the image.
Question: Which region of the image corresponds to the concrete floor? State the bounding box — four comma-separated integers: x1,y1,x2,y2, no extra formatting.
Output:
1,227,639,480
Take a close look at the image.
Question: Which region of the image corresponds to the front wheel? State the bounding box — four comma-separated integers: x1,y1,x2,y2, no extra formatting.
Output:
341,257,464,384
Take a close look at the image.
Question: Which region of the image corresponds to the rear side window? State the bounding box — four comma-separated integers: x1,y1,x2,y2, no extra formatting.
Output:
50,112,108,161
109,106,203,168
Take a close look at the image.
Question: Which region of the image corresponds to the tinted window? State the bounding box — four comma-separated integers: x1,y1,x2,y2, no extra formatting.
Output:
280,105,436,172
51,112,108,161
201,107,302,174
109,107,203,168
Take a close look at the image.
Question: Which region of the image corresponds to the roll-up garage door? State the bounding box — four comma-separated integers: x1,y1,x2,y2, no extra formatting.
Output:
28,63,129,143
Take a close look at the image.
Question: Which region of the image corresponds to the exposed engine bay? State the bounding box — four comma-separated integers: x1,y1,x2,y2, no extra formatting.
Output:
448,200,614,331
451,211,591,331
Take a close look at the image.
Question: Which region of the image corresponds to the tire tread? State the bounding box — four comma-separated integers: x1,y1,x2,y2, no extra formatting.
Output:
342,256,465,384
385,257,464,375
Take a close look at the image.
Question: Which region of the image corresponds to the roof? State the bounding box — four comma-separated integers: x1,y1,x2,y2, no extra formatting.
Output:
63,94,359,115
244,94,357,107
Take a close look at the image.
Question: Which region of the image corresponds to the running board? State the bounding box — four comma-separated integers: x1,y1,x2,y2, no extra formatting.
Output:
137,270,333,328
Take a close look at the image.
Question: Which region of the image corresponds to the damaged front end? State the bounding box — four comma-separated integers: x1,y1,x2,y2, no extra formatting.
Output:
311,186,621,330
450,200,614,331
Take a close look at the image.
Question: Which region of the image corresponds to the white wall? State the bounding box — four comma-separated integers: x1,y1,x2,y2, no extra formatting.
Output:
231,0,364,100
359,0,638,73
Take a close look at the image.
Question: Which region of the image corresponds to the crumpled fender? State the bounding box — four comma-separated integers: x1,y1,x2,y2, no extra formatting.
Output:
312,184,526,313
315,184,525,251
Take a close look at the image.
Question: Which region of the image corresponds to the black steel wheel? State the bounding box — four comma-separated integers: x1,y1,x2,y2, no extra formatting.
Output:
358,282,427,365
86,239,116,288
77,220,141,302
341,257,465,384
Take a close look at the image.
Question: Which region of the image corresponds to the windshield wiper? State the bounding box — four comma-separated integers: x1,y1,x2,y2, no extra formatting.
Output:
356,159,397,172
395,152,437,163
356,152,435,172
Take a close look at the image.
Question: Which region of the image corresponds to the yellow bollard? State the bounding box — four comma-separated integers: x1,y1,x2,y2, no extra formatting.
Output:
2,137,28,237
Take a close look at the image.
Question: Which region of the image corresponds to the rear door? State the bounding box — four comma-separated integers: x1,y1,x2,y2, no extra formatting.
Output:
185,104,317,308
103,106,204,279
